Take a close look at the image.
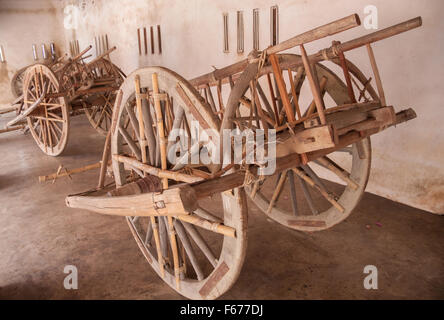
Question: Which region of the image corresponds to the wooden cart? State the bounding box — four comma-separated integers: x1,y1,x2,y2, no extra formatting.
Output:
66,14,421,299
3,46,125,156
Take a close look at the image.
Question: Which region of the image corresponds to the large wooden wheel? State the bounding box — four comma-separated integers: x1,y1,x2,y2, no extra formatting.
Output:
111,67,248,299
84,60,125,135
221,54,377,231
23,64,69,156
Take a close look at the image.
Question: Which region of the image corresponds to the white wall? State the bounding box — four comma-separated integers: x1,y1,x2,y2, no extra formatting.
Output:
2,0,443,214
0,0,66,104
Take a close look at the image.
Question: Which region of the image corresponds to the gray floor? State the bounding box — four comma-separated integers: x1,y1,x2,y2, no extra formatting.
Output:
0,115,443,299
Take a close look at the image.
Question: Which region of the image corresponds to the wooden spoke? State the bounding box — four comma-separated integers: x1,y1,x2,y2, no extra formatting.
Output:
181,221,218,267
315,156,359,190
173,220,204,280
287,170,299,216
293,167,344,213
267,169,288,213
118,125,142,160
298,175,319,215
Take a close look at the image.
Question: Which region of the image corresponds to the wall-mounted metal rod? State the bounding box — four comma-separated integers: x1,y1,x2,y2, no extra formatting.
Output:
41,44,47,59
105,34,109,51
237,11,244,53
270,5,279,46
137,28,141,55
223,13,229,53
94,37,98,57
32,44,38,60
50,42,56,60
253,9,259,50
157,25,162,54
0,45,5,62
143,27,148,55
150,26,154,54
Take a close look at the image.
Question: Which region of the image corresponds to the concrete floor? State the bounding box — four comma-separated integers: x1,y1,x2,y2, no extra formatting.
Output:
0,115,443,300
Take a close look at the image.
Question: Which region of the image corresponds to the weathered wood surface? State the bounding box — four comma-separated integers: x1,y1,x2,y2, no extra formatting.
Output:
66,185,198,217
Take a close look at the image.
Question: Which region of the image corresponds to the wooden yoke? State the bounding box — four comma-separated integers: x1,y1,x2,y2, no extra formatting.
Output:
66,185,198,217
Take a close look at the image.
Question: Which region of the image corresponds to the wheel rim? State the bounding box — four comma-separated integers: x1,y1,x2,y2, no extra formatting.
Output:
84,60,125,135
23,64,69,156
111,67,247,299
221,54,377,231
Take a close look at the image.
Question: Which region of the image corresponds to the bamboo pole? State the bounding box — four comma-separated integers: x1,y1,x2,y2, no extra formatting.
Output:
152,72,180,290
0,125,25,134
39,162,101,182
134,75,147,164
113,154,202,183
97,131,111,189
176,214,236,238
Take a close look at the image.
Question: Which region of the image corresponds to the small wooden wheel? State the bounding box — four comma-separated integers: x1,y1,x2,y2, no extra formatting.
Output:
222,54,377,231
84,60,125,135
23,64,69,156
111,67,247,299
10,66,29,98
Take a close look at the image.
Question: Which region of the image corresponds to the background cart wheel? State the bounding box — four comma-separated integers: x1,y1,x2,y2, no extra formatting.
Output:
23,64,69,156
222,54,377,231
10,66,29,98
111,67,248,299
83,61,125,135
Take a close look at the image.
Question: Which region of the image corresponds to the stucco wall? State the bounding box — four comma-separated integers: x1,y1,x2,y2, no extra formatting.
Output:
1,0,442,214
0,0,66,104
